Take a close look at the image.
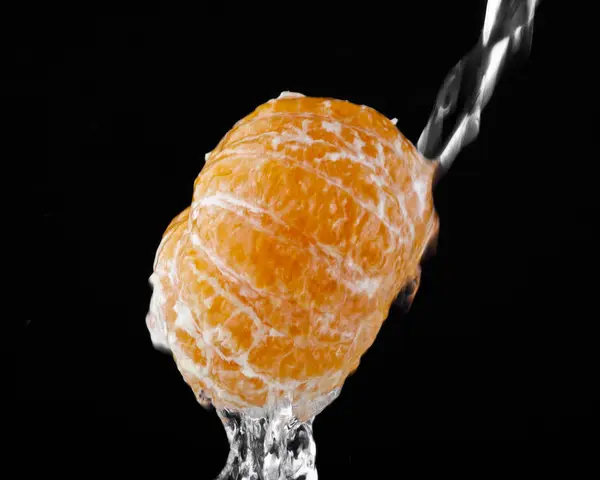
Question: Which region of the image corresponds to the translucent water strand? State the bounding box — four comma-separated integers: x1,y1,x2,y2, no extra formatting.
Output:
417,0,541,173
216,404,317,480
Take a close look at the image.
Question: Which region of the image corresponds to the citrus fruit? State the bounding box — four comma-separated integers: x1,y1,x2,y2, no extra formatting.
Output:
146,92,439,420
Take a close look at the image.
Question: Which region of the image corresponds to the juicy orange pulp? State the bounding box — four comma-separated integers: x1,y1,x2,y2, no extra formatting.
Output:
147,92,439,420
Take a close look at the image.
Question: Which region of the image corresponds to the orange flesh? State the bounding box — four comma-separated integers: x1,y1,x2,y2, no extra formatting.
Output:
147,94,439,419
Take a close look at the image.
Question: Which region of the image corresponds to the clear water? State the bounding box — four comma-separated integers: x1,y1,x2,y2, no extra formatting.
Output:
216,403,318,480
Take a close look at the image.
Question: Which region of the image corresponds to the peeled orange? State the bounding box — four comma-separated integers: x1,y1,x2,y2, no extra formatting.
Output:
146,92,439,420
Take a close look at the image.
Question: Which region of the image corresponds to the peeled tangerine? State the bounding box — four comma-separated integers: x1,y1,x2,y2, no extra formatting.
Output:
146,92,439,421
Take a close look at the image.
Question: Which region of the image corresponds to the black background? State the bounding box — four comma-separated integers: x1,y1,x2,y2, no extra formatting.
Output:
15,2,597,478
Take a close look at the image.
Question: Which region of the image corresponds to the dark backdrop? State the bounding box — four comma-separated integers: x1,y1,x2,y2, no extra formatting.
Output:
18,2,597,478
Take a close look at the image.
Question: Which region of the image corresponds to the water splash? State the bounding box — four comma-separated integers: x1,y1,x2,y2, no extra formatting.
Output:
216,402,317,480
417,0,541,172
207,390,340,478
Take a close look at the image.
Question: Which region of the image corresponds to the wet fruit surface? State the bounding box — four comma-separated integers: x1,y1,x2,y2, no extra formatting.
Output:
146,92,439,420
